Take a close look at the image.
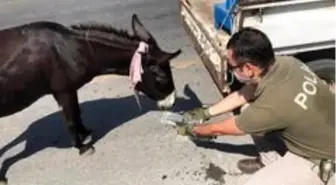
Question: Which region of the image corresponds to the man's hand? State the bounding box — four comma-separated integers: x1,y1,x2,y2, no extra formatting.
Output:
176,123,217,141
182,107,211,123
176,116,244,139
176,124,195,136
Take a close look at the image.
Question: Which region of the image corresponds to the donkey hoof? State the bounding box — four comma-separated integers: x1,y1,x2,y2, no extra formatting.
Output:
83,134,93,145
0,178,8,185
79,145,95,156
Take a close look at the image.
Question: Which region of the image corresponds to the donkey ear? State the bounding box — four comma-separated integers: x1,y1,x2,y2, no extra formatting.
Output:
132,14,153,41
158,49,182,64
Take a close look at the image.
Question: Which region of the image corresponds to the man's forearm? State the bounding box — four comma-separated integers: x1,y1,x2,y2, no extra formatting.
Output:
192,117,245,136
207,91,246,117
207,84,256,117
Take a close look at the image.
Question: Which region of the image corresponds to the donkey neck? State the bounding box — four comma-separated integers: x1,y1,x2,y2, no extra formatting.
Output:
80,30,144,75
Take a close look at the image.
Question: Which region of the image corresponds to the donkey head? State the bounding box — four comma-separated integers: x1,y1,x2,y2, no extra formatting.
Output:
131,14,181,110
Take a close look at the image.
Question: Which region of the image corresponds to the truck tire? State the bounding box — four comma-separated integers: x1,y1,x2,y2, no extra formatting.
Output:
306,59,335,92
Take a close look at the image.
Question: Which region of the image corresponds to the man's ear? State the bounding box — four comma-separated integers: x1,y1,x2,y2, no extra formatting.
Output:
245,63,256,76
132,14,153,42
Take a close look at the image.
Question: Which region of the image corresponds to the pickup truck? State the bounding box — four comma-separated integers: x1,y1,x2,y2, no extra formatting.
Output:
179,0,335,96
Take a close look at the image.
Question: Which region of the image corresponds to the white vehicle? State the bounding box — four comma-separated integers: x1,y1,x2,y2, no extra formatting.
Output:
179,0,335,96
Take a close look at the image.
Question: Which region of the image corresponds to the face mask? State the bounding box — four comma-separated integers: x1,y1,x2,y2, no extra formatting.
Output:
233,71,255,84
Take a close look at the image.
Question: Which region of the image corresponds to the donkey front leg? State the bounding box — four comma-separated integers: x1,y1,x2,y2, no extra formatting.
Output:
53,91,95,155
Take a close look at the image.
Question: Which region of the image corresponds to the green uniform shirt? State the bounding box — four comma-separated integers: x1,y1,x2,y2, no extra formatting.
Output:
235,56,335,160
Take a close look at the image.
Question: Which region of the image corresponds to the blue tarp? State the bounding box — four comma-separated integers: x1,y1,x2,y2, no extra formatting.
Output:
213,0,238,34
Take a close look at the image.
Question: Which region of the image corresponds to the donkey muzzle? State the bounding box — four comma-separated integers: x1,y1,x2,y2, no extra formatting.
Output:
157,91,176,110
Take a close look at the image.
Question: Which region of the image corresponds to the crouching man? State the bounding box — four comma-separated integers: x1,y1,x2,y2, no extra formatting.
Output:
178,27,335,185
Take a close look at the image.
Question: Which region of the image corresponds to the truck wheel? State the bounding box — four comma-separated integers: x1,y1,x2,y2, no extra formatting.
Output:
306,59,335,93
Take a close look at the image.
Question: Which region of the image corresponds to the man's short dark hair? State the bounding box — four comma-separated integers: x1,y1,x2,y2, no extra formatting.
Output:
226,27,275,68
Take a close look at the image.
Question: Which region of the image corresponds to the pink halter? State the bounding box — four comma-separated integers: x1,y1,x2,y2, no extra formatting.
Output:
129,41,148,112
129,41,148,88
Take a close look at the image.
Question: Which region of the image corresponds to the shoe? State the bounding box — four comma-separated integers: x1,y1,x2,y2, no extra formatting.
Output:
237,157,265,174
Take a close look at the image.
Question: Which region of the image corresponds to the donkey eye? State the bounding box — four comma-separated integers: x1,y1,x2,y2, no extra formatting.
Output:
149,66,159,72
149,66,168,83
156,76,167,83
150,66,164,76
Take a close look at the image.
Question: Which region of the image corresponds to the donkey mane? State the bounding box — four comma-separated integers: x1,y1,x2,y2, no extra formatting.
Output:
70,22,141,41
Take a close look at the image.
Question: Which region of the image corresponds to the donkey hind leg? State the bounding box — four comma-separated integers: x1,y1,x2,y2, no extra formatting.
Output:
53,92,95,155
0,143,40,185
0,132,28,185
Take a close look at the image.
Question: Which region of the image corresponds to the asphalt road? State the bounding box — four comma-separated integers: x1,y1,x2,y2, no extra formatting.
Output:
0,1,254,185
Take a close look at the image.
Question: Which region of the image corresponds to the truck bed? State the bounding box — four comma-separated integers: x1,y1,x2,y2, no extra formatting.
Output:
183,0,231,45
182,0,335,55
179,0,296,60
184,0,219,26
180,0,232,93
180,0,335,94
184,0,292,22
239,0,288,5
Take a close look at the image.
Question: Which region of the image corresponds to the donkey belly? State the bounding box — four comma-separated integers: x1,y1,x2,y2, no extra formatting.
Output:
0,86,49,118
0,92,47,117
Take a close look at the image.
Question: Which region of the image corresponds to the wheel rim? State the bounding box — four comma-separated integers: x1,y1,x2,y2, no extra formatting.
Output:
321,78,335,93
328,82,335,93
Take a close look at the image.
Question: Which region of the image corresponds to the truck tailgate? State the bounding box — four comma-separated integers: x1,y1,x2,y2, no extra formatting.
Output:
240,0,335,55
179,0,232,93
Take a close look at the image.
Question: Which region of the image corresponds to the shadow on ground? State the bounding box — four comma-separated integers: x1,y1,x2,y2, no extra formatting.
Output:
0,84,256,182
194,141,258,157
194,129,289,158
